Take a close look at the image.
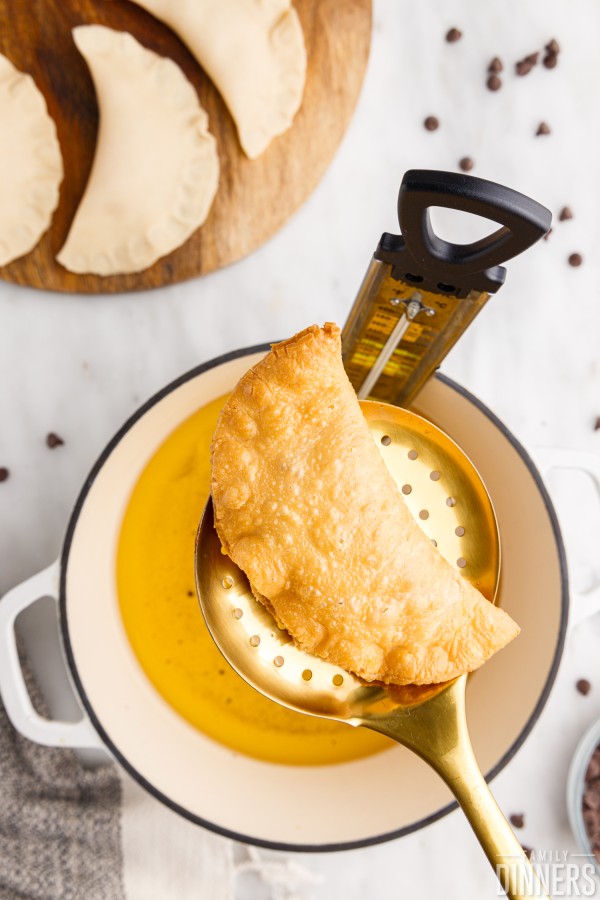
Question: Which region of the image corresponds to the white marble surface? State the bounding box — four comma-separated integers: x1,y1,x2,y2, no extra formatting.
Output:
2,0,600,897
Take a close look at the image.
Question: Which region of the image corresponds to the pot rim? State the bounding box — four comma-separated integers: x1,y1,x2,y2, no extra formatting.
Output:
58,344,569,853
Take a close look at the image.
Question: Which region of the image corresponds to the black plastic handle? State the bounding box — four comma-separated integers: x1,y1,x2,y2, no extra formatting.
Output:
376,170,551,296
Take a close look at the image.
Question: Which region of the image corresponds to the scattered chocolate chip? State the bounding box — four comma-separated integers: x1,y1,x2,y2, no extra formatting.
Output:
521,845,534,861
459,156,474,172
0,467,9,482
446,27,462,43
424,116,440,131
536,121,551,136
510,813,525,829
46,432,64,449
543,52,558,70
594,417,600,431
546,38,560,55
577,678,592,695
525,52,540,65
487,74,502,92
489,56,503,73
516,59,534,76
569,253,583,267
186,590,194,597
559,206,573,221
543,228,553,241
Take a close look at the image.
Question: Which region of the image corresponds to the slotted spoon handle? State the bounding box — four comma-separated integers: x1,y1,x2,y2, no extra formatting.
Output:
363,677,549,899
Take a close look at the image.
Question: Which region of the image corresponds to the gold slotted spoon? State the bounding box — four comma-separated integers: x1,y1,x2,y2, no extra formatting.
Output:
195,400,548,900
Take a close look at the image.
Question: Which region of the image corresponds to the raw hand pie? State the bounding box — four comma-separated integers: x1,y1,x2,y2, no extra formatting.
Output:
211,323,520,686
0,53,63,266
57,26,219,276
127,0,306,158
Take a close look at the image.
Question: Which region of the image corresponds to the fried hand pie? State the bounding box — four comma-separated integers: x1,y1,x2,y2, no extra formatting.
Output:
211,323,519,685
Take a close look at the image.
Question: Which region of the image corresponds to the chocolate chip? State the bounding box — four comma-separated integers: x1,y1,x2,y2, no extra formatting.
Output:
0,467,9,482
446,27,462,43
487,74,502,91
569,253,583,267
489,56,503,73
543,228,553,241
546,38,560,55
543,52,558,70
459,156,474,172
510,813,525,829
594,417,600,431
559,206,573,221
585,790,600,810
186,590,194,597
515,52,541,74
587,753,600,781
536,121,551,136
516,59,534,76
577,678,591,695
424,116,440,131
46,432,64,449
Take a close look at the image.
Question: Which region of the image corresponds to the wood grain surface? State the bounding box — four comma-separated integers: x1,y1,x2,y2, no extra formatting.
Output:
0,0,372,294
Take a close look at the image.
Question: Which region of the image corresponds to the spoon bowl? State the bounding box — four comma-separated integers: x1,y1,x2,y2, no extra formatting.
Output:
196,402,498,716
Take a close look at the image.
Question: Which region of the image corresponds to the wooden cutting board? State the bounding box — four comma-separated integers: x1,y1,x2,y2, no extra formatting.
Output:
0,0,372,293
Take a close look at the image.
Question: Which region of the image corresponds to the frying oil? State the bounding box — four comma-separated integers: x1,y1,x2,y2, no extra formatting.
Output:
117,395,390,766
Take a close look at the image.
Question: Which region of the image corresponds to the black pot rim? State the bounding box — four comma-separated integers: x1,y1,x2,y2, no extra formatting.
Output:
58,345,569,854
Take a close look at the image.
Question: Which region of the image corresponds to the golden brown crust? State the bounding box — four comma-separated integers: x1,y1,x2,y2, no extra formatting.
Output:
211,324,519,685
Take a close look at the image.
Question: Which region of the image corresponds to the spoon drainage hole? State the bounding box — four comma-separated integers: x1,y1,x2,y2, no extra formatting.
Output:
222,575,234,589
407,450,418,460
402,484,412,495
455,526,465,537
302,669,313,681
430,470,441,481
446,497,456,507
232,608,243,620
249,635,261,647
457,558,467,569
332,674,344,687
419,509,429,520
381,435,391,446
273,656,284,668
431,539,437,547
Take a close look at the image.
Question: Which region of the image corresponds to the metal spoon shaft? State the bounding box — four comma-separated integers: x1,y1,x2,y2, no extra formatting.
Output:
362,679,549,899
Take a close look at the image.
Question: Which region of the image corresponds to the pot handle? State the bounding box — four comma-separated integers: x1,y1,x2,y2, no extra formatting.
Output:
532,448,600,628
0,562,101,748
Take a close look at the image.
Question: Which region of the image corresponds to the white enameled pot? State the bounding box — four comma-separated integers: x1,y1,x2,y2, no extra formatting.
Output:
1,345,600,852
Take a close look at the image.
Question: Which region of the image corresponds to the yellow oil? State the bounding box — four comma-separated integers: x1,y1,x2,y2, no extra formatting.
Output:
116,395,391,766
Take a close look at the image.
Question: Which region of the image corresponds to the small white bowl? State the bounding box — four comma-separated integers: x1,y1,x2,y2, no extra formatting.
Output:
567,716,600,876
